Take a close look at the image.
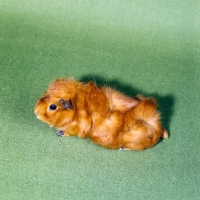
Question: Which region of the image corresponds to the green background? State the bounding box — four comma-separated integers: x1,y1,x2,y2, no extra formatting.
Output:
0,0,199,199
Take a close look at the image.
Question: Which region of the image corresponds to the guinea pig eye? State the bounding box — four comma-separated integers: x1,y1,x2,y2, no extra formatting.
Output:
49,104,57,111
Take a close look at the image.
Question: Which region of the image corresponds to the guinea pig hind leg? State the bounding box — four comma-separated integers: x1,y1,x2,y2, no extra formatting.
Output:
56,130,64,137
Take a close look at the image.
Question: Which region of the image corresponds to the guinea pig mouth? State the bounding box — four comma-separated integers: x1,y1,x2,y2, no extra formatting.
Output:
34,112,40,119
36,115,40,120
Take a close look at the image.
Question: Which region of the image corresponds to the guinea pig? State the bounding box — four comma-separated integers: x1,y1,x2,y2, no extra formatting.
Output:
34,78,168,150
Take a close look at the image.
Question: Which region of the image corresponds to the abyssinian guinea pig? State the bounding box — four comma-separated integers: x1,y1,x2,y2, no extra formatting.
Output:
34,78,168,150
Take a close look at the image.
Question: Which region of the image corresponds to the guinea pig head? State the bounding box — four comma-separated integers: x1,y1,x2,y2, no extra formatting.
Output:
34,90,75,130
34,79,79,128
34,79,76,130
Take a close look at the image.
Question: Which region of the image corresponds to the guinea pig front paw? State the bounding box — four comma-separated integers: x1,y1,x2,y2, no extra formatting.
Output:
56,130,64,137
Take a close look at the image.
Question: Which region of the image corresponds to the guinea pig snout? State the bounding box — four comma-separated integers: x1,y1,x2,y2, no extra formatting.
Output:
34,110,40,119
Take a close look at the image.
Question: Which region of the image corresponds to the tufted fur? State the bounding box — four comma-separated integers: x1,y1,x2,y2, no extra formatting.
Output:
34,78,168,150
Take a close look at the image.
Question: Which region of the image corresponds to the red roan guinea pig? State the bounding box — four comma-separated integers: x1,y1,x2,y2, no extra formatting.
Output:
34,78,168,150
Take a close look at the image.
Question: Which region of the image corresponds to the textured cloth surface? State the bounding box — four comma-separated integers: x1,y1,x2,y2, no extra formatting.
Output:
0,1,199,199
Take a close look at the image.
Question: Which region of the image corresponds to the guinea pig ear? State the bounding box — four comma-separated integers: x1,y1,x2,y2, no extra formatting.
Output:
59,99,74,110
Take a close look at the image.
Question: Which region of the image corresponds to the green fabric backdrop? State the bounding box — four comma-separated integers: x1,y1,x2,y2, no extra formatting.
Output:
0,0,199,199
